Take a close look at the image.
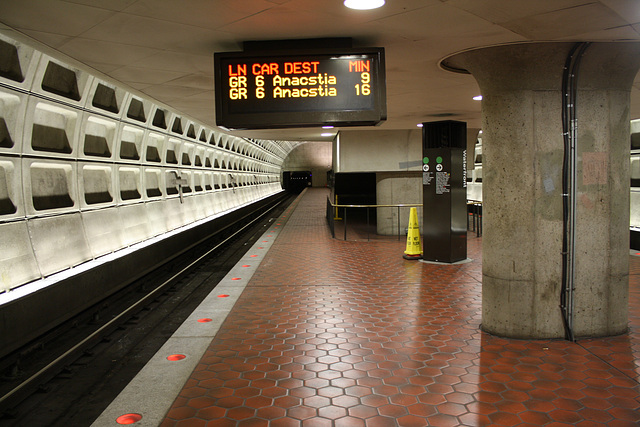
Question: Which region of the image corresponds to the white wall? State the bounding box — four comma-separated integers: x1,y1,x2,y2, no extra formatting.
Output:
334,129,422,173
376,172,422,235
0,32,292,294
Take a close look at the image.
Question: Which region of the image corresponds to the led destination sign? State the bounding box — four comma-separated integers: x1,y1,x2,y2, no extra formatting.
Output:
214,48,386,129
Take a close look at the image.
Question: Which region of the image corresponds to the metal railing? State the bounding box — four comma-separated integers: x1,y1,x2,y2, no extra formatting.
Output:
467,199,483,237
326,197,483,241
326,197,422,241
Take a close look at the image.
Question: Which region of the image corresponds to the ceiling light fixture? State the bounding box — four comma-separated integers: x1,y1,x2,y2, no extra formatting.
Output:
473,95,483,101
344,0,385,10
321,132,334,137
416,123,424,128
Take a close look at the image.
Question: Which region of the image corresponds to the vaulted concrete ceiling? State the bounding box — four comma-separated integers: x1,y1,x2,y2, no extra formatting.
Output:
1,0,640,141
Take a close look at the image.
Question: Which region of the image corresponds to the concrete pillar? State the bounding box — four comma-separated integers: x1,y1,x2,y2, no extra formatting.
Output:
442,42,640,338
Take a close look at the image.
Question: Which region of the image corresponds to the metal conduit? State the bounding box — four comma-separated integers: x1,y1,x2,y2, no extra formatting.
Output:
560,42,591,342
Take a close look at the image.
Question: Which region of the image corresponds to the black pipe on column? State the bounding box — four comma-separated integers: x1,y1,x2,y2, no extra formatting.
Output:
560,42,591,342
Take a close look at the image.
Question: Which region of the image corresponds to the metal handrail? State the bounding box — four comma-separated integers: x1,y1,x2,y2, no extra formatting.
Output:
328,200,481,208
326,197,483,241
328,202,423,208
326,197,423,241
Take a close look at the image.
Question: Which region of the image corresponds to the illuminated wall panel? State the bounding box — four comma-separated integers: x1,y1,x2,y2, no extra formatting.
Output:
0,222,41,292
28,161,75,212
144,168,163,198
82,207,125,258
0,160,18,216
30,102,77,155
82,116,116,159
146,132,165,163
0,90,25,152
119,125,143,162
118,166,142,202
0,32,294,294
82,164,113,206
29,213,92,276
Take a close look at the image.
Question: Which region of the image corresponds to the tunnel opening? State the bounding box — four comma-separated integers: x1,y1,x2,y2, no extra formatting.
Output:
283,171,312,193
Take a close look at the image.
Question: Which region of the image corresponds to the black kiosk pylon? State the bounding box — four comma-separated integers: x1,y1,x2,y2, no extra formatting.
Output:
422,120,467,263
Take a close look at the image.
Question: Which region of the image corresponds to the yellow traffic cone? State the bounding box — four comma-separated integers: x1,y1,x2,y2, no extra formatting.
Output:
403,207,422,260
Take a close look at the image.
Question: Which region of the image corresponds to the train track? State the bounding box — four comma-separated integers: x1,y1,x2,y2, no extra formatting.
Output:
0,193,295,426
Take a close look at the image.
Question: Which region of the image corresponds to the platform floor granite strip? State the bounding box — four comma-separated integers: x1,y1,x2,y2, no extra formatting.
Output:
160,188,640,427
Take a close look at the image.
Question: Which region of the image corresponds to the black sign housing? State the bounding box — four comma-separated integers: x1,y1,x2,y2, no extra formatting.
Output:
214,48,386,129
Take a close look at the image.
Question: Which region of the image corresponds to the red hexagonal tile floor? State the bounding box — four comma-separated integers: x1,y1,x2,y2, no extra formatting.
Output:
161,189,640,426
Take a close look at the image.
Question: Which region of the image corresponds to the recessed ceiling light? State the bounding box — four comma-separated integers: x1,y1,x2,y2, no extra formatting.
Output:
473,95,483,101
321,132,333,137
322,125,334,129
344,0,385,10
416,123,424,128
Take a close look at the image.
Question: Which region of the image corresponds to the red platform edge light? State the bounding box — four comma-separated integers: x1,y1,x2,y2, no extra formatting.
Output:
232,277,241,280
218,294,230,298
250,255,258,257
167,354,186,361
242,264,250,267
197,318,213,323
116,413,142,424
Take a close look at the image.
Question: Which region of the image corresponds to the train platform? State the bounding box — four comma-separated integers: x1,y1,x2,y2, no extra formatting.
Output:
95,187,640,427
